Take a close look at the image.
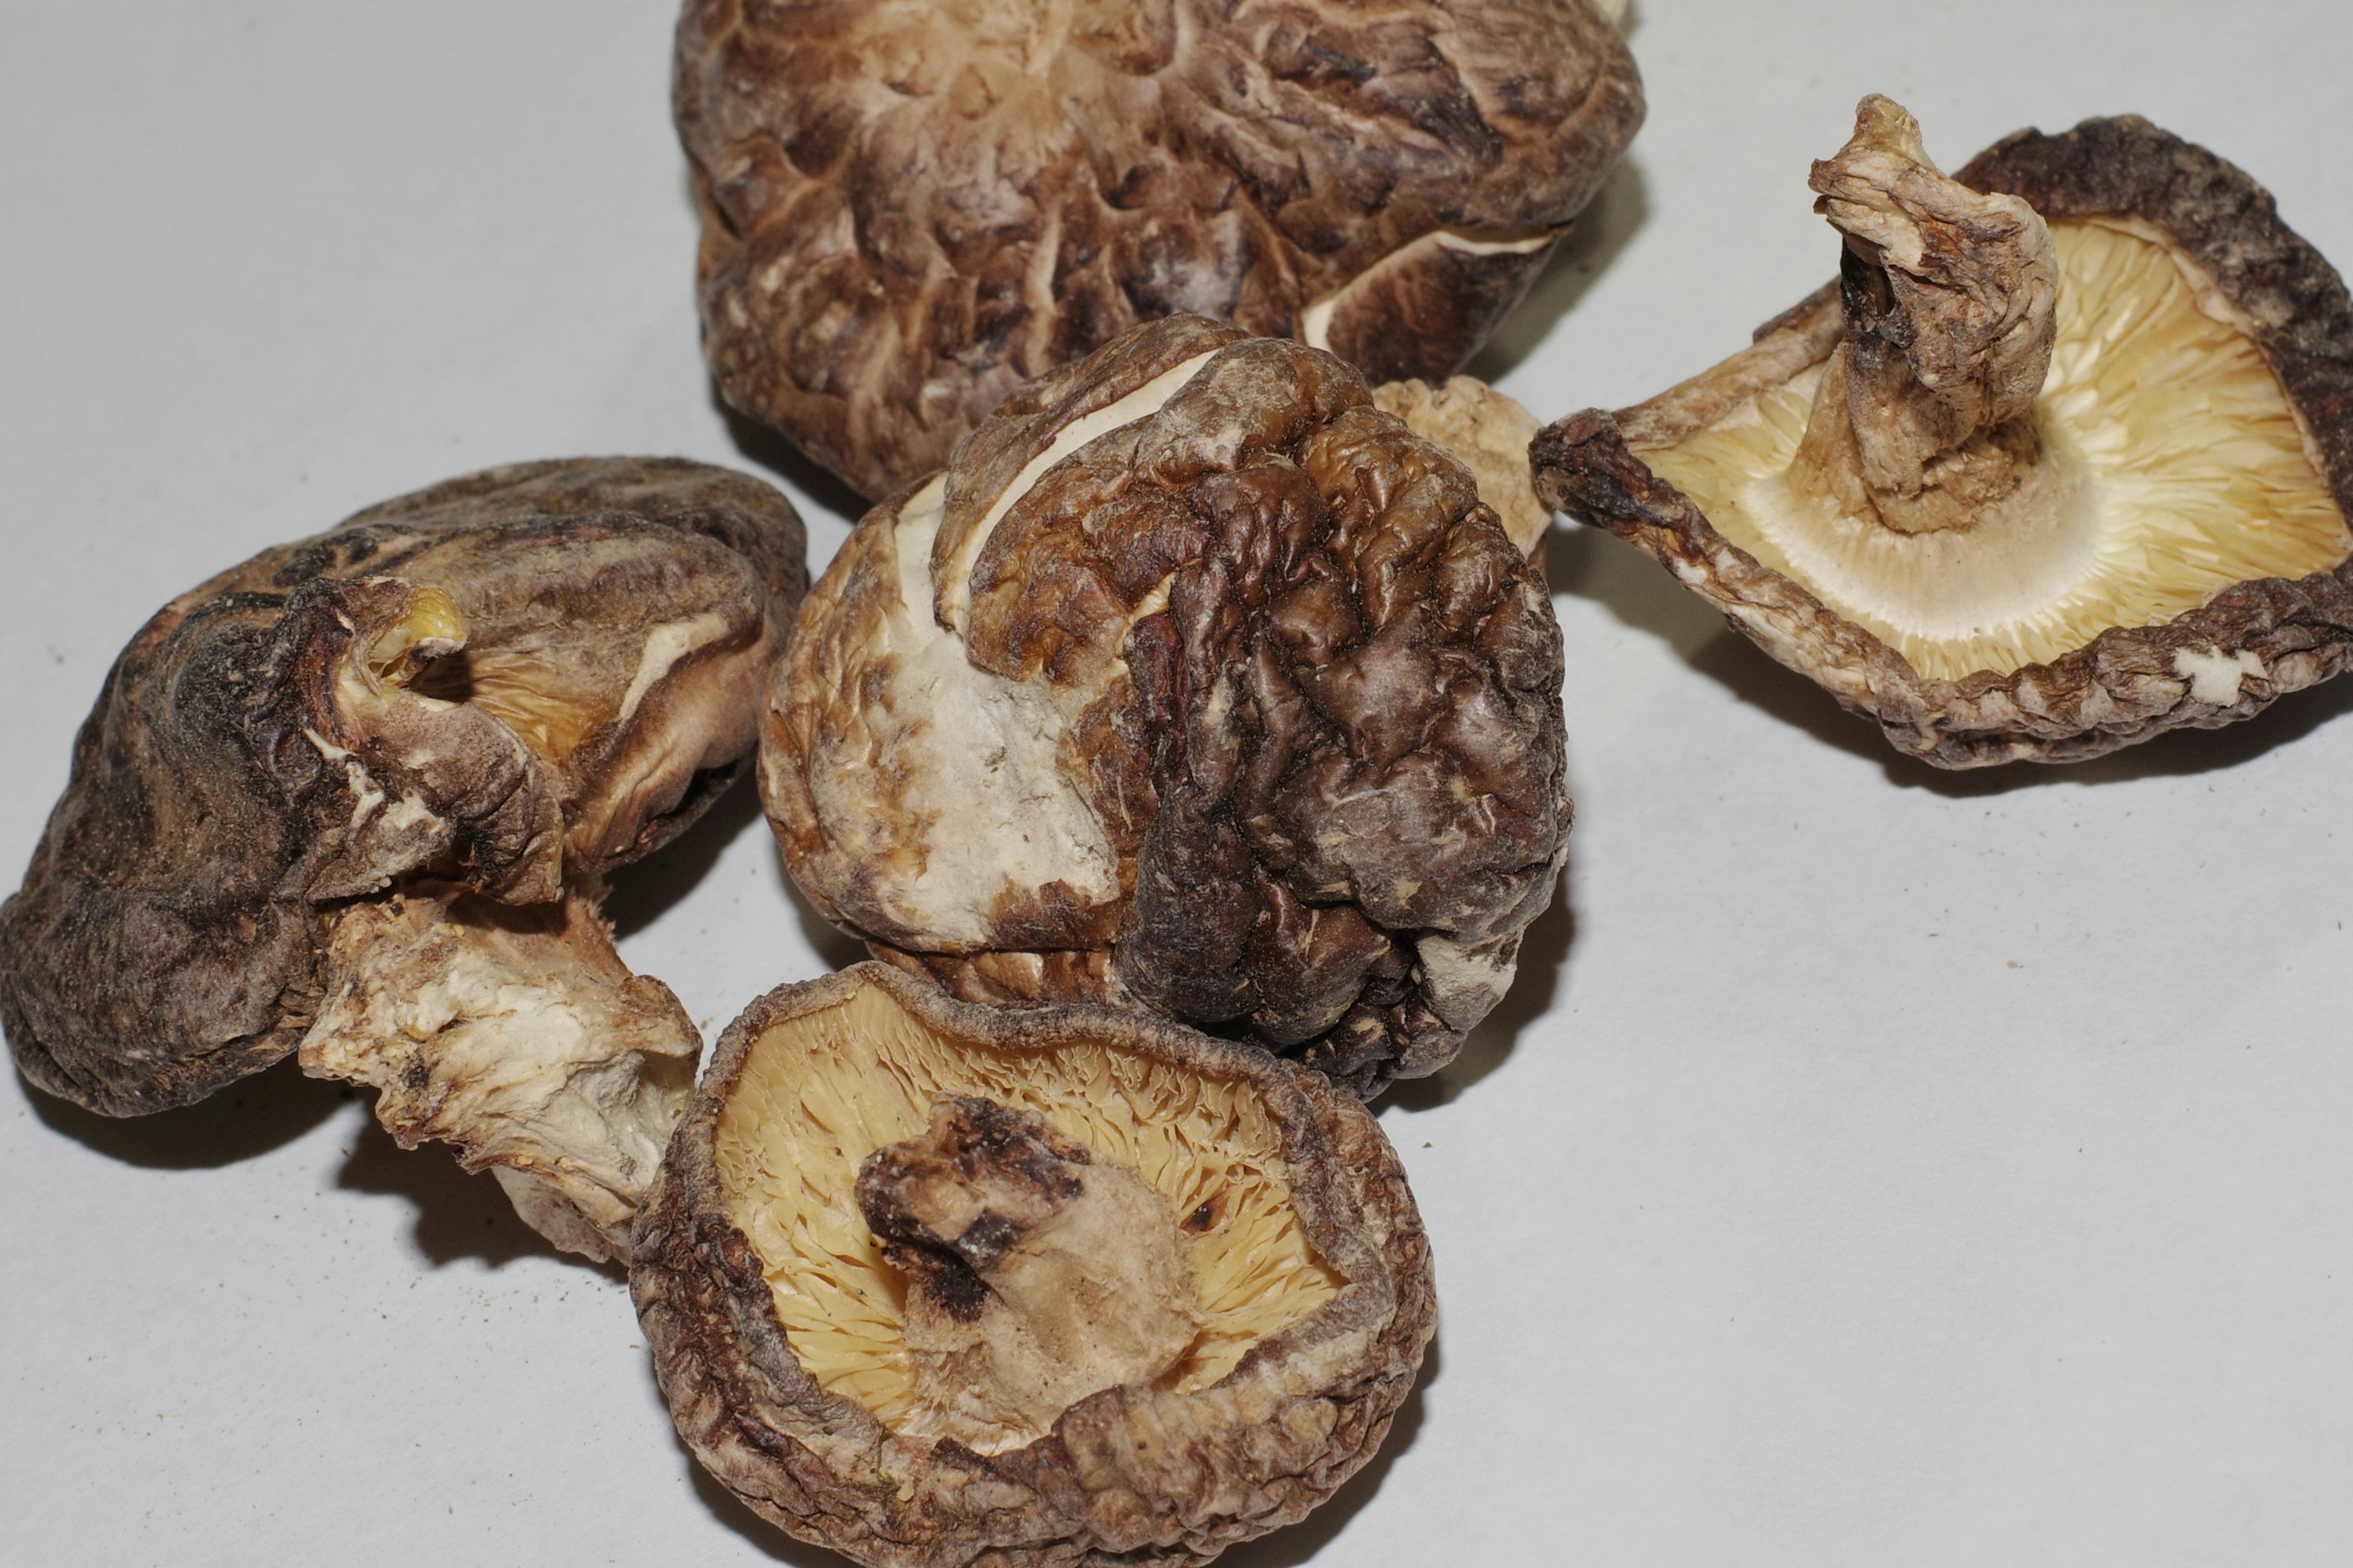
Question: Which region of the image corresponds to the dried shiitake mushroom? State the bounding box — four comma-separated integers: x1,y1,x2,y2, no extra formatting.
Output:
1374,373,1553,558
633,961,1433,1568
765,314,1571,1098
1533,99,2353,766
676,0,1643,499
1,458,808,1260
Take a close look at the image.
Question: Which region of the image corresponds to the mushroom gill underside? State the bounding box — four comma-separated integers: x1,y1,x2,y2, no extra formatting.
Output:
1637,219,2348,683
710,980,1340,1454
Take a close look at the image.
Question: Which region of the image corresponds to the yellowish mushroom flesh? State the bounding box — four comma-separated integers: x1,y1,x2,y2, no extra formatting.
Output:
1637,219,2351,681
407,623,725,765
711,981,1343,1453
413,640,613,762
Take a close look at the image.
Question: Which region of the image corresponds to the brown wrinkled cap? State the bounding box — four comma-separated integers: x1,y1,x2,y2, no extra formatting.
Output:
764,316,1570,1097
631,961,1434,1568
2,455,806,1114
676,0,1643,499
1532,113,2353,767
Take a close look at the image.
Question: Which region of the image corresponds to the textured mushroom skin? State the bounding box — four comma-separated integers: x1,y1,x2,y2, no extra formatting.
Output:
1533,116,2353,767
631,963,1434,1568
676,0,1643,498
299,882,701,1263
2,458,807,1116
1795,96,2059,537
766,316,1570,1096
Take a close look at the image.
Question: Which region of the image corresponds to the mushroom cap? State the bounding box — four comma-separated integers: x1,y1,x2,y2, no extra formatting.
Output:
676,0,1643,499
631,960,1434,1568
1,457,808,1116
763,316,1571,1097
1532,115,2353,767
1373,374,1552,556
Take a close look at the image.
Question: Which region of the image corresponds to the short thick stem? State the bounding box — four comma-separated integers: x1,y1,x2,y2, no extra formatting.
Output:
858,1096,1199,1447
1790,95,2059,535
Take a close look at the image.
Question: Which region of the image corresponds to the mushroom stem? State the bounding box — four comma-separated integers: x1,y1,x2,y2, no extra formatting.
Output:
1789,95,2059,536
856,1095,1200,1447
297,882,701,1264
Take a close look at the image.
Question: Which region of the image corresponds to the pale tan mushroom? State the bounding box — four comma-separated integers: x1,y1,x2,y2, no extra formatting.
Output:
763,316,1571,1097
1534,99,2353,765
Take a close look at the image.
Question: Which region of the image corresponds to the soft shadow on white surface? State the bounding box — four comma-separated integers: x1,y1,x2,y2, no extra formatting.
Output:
23,1048,621,1275
604,767,865,974
710,377,874,528
338,1115,620,1276
22,1053,343,1168
1389,868,1576,1113
605,775,771,941
686,1460,861,1567
1684,626,2353,797
744,838,879,979
1468,160,1652,389
789,890,876,975
1548,521,1729,661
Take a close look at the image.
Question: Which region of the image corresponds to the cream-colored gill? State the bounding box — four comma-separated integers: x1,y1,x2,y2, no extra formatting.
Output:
937,350,1219,636
1643,220,2349,681
711,980,1339,1445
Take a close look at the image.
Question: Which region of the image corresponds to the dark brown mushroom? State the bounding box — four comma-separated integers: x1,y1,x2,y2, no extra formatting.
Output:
676,0,1643,499
632,960,1433,1568
1533,99,2353,767
1,457,808,1259
762,315,1570,1098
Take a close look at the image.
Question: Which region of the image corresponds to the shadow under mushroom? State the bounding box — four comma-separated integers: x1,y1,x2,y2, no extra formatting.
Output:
1387,865,1578,1112
1468,158,1653,385
20,1054,344,1170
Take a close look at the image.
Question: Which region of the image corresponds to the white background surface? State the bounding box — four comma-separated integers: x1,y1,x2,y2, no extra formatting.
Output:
6,2,2352,1564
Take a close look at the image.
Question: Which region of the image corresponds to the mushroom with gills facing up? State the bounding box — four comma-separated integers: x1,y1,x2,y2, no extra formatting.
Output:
1532,96,2353,767
632,961,1433,1568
